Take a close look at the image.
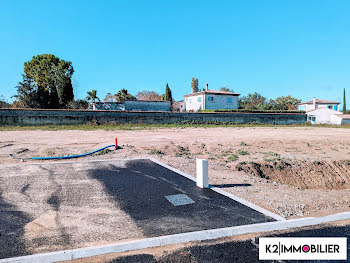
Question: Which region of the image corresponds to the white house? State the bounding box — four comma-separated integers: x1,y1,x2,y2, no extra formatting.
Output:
298,97,342,124
298,98,340,111
306,107,341,124
184,85,240,112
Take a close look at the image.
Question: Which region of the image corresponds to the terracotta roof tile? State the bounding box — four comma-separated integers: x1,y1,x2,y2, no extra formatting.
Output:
299,99,340,105
184,90,240,97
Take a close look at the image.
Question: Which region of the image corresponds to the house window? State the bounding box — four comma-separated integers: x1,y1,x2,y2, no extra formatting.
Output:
328,105,333,109
334,105,338,111
197,97,202,102
227,97,232,103
308,116,316,122
189,98,192,103
208,96,214,102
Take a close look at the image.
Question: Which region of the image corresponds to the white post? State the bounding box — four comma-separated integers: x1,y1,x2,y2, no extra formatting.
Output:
196,159,209,188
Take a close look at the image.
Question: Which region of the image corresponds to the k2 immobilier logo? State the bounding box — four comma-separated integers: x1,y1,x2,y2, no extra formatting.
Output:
259,237,347,260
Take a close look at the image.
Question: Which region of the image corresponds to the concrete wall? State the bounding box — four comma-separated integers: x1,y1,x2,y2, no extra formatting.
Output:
0,109,307,126
342,119,350,125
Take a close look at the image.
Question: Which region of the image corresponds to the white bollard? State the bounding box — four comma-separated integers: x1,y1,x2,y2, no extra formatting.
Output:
196,159,209,188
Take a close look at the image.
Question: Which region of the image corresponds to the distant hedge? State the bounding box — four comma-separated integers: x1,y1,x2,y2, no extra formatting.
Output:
200,109,306,114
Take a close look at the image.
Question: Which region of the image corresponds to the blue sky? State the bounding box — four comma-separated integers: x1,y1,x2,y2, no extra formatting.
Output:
0,0,349,107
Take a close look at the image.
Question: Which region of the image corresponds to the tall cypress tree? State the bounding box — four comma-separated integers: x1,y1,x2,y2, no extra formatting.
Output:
343,88,347,112
165,83,172,102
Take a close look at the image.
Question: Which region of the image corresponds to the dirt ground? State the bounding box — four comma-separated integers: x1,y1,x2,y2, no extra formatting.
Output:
1,127,350,219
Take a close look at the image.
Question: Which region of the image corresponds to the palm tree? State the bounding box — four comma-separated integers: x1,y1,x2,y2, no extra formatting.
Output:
86,90,100,103
114,89,136,102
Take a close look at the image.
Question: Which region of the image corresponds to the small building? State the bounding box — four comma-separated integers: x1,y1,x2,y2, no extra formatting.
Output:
306,107,341,124
298,98,340,111
299,97,343,124
184,84,240,112
173,100,186,112
89,100,171,112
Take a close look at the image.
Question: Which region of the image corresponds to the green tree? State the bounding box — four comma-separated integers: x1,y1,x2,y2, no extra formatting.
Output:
86,90,100,103
220,87,230,91
270,95,301,110
14,54,74,108
164,83,173,101
191,78,199,93
114,89,136,102
239,92,267,109
66,99,88,109
136,91,162,101
13,74,40,108
15,54,74,108
0,95,11,108
343,88,347,112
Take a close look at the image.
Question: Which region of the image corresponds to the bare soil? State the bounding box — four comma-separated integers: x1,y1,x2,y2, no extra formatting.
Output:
237,160,350,190
1,127,350,219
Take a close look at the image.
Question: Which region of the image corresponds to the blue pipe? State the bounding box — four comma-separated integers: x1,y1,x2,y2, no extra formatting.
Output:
31,145,116,160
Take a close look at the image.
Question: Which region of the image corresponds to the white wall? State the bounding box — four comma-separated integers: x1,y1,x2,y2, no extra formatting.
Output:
299,103,340,112
307,108,342,124
185,94,204,112
331,115,350,125
330,115,343,125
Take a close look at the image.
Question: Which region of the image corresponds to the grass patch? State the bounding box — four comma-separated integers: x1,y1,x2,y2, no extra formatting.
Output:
227,154,239,161
237,149,249,155
175,145,191,157
46,150,56,156
149,149,165,155
263,152,281,162
93,148,113,156
2,122,350,131
0,121,350,131
240,141,248,146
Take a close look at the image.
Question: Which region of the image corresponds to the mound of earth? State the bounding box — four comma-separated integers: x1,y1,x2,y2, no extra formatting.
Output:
237,160,350,190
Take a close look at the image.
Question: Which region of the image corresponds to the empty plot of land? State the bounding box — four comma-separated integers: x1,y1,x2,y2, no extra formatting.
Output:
1,127,349,219
0,159,273,260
